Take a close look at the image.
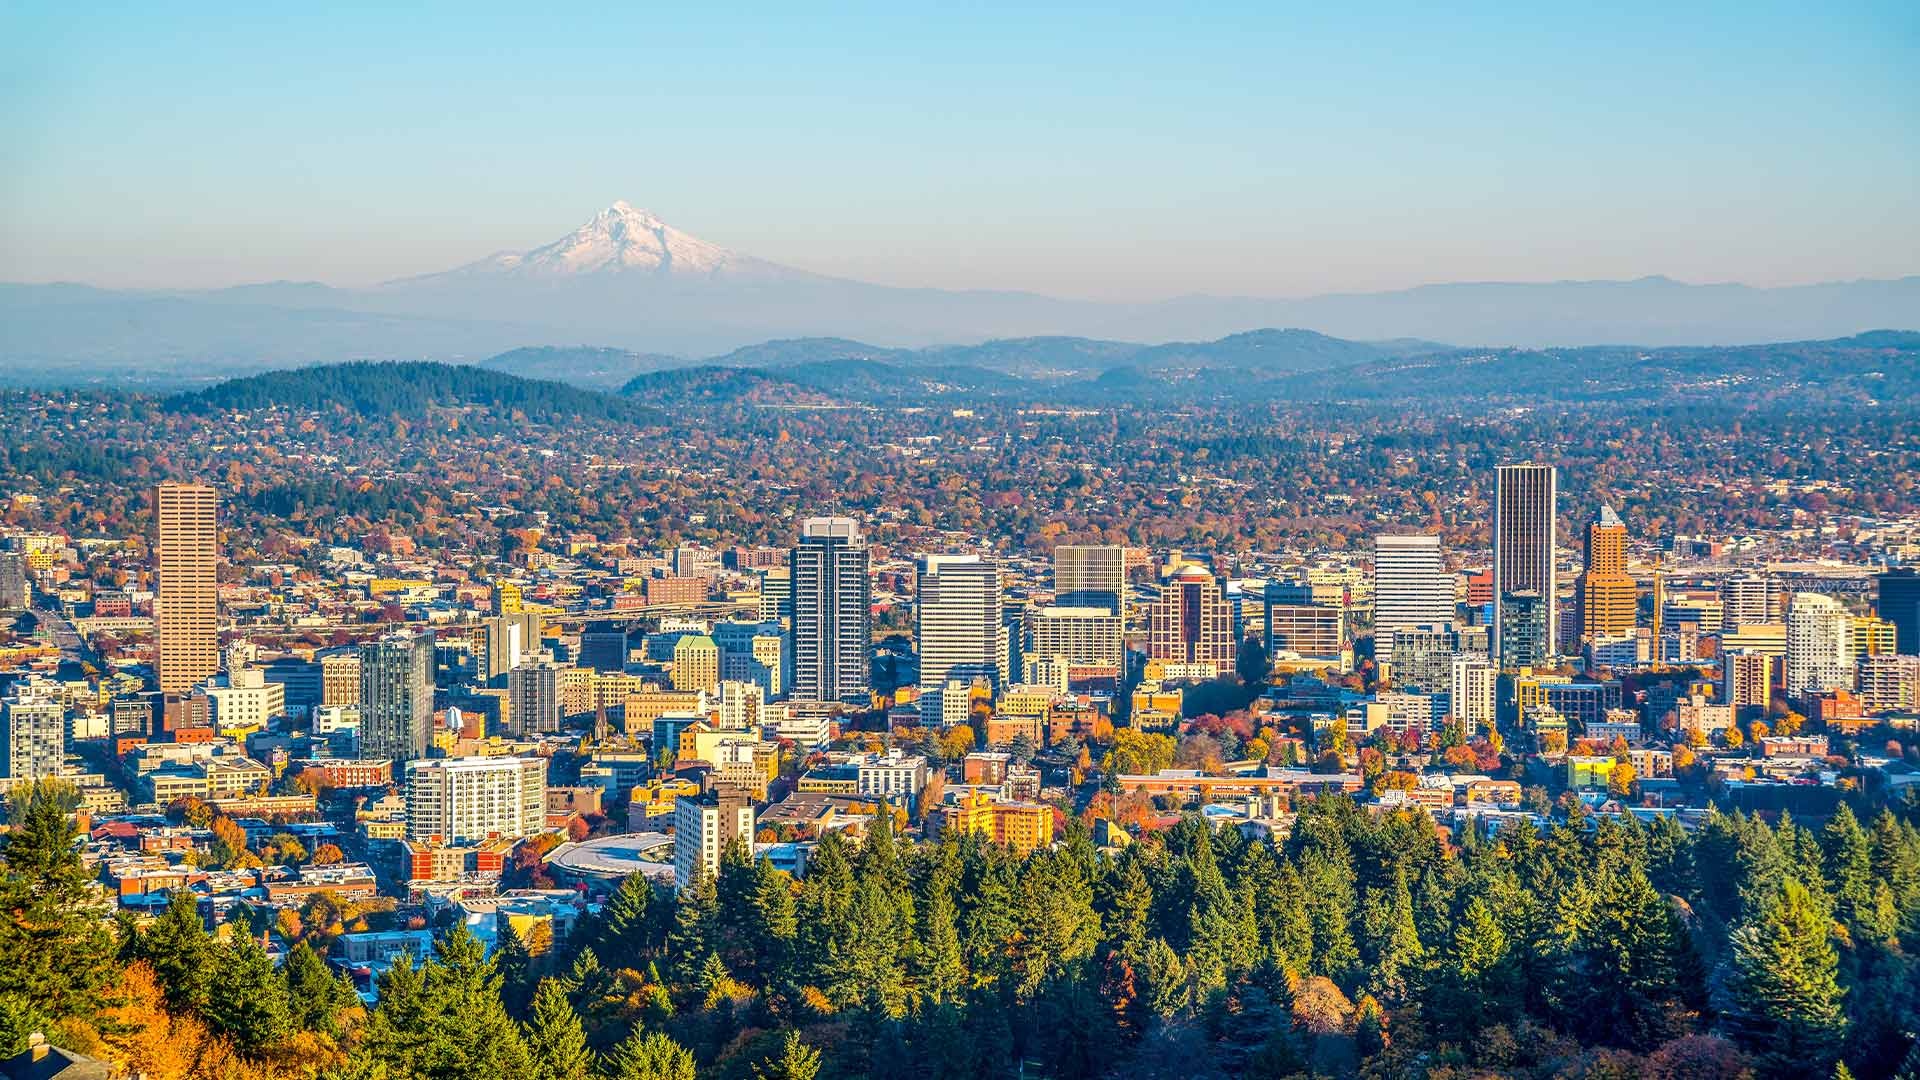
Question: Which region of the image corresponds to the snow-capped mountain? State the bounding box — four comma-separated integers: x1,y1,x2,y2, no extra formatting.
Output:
394,201,811,283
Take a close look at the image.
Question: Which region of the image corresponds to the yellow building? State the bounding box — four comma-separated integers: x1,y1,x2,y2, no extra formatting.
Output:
1852,615,1897,658
933,792,1056,855
672,635,720,694
632,777,702,820
1566,755,1618,789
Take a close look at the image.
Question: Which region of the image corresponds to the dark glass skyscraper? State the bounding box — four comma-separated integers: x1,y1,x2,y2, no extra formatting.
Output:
790,517,871,705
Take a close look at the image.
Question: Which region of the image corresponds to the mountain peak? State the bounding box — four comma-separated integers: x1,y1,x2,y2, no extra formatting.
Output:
406,201,810,284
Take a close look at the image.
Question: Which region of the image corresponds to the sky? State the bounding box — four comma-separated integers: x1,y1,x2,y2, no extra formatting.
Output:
2,3,1917,300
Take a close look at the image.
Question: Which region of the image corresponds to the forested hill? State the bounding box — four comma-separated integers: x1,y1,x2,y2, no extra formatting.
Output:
167,361,659,424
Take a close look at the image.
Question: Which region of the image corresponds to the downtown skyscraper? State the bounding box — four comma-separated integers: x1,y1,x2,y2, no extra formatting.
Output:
1493,463,1557,666
153,482,220,695
359,629,436,763
1577,505,1636,642
1372,533,1453,645
790,517,872,706
916,553,1008,720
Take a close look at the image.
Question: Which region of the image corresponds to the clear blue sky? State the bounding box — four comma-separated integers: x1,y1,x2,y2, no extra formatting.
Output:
3,3,1915,298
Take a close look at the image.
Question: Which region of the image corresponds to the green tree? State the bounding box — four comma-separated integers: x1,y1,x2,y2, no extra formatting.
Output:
524,978,593,1080
753,1029,822,1080
137,888,214,1016
285,938,357,1037
1722,877,1846,1073
411,923,533,1078
601,1029,695,1080
207,933,294,1054
0,782,116,1025
597,872,658,968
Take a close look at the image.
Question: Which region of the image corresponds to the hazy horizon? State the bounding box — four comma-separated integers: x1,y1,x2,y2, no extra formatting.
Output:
5,5,1917,300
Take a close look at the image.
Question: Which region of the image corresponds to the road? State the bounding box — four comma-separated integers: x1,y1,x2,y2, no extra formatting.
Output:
32,607,88,664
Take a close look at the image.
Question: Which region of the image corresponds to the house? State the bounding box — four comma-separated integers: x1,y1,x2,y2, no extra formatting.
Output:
1,1033,117,1079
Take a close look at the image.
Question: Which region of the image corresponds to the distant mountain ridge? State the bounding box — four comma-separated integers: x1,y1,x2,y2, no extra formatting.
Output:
3,201,1917,380
157,331,1919,416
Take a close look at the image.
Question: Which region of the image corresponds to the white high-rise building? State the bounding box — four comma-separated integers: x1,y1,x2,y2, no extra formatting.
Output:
403,756,546,845
1721,573,1782,630
1373,534,1454,645
790,518,871,705
1785,593,1854,697
916,554,1008,721
1026,605,1125,675
674,789,756,891
1,691,65,783
1449,655,1497,734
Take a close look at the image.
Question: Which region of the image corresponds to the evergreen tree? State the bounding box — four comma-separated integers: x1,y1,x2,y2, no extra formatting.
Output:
749,856,799,988
917,866,969,1004
1823,804,1876,936
1358,865,1424,1004
665,867,718,988
412,923,533,1078
525,977,593,1080
206,933,294,1054
496,917,538,1018
285,938,356,1037
753,1029,822,1080
597,871,658,968
0,782,118,1027
601,1029,696,1080
137,888,215,1016
1722,877,1846,1074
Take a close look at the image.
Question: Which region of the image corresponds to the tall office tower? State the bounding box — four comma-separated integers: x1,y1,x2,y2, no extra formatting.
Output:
1877,569,1920,655
0,552,28,610
359,630,436,763
1723,651,1774,714
480,612,543,683
758,567,793,624
319,652,362,707
1263,597,1346,661
1721,572,1781,630
714,620,787,698
672,634,720,694
1493,464,1557,664
1,691,65,782
1450,655,1497,733
1054,544,1126,613
917,554,1008,719
1496,591,1551,669
790,517,871,705
1785,593,1854,697
403,756,546,844
153,482,219,695
579,623,629,673
1149,565,1236,674
1576,506,1636,641
1857,654,1920,713
1028,606,1125,674
1373,534,1453,644
507,660,561,736
674,788,756,891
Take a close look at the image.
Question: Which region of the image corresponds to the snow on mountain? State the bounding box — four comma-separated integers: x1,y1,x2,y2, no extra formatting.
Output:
396,201,811,283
